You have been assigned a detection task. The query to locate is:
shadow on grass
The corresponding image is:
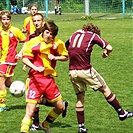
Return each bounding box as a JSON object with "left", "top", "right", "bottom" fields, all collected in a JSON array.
[
  {"left": 51, "top": 121, "right": 72, "bottom": 128},
  {"left": 9, "top": 105, "right": 26, "bottom": 110}
]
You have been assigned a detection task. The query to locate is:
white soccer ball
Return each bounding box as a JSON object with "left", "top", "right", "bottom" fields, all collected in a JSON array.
[{"left": 9, "top": 81, "right": 26, "bottom": 97}]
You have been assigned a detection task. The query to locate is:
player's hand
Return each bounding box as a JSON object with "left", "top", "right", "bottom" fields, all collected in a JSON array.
[
  {"left": 48, "top": 54, "right": 55, "bottom": 60},
  {"left": 33, "top": 66, "right": 45, "bottom": 72},
  {"left": 22, "top": 65, "right": 27, "bottom": 71},
  {"left": 15, "top": 53, "right": 22, "bottom": 60},
  {"left": 102, "top": 50, "right": 109, "bottom": 58},
  {"left": 102, "top": 53, "right": 108, "bottom": 58},
  {"left": 22, "top": 29, "right": 27, "bottom": 33}
]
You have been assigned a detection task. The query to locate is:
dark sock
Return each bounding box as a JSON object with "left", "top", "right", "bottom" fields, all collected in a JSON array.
[
  {"left": 33, "top": 107, "right": 39, "bottom": 126},
  {"left": 45, "top": 101, "right": 53, "bottom": 107},
  {"left": 76, "top": 106, "right": 85, "bottom": 128},
  {"left": 106, "top": 93, "right": 125, "bottom": 115}
]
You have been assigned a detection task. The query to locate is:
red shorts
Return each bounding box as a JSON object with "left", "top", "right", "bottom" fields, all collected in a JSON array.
[
  {"left": 26, "top": 75, "right": 62, "bottom": 104},
  {"left": 0, "top": 64, "right": 16, "bottom": 77}
]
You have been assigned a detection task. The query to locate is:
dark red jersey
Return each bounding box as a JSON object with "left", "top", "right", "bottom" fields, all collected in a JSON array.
[
  {"left": 29, "top": 31, "right": 42, "bottom": 40},
  {"left": 68, "top": 30, "right": 109, "bottom": 70}
]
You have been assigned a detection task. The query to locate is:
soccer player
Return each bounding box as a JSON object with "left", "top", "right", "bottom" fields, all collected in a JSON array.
[
  {"left": 22, "top": 13, "right": 68, "bottom": 131},
  {"left": 22, "top": 4, "right": 38, "bottom": 41},
  {"left": 0, "top": 10, "right": 26, "bottom": 112},
  {"left": 65, "top": 23, "right": 133, "bottom": 133},
  {"left": 20, "top": 20, "right": 68, "bottom": 133}
]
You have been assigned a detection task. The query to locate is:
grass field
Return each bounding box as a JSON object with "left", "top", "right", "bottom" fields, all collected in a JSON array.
[{"left": 0, "top": 13, "right": 132, "bottom": 133}]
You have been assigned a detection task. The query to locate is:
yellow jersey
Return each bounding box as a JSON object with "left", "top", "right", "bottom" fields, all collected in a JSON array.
[
  {"left": 0, "top": 24, "right": 26, "bottom": 64},
  {"left": 23, "top": 16, "right": 36, "bottom": 41},
  {"left": 23, "top": 34, "right": 68, "bottom": 77}
]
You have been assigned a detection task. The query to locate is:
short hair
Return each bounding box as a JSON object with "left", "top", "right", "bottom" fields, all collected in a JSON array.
[
  {"left": 32, "top": 13, "right": 44, "bottom": 20},
  {"left": 30, "top": 4, "right": 38, "bottom": 10},
  {"left": 82, "top": 23, "right": 100, "bottom": 36},
  {"left": 42, "top": 20, "right": 58, "bottom": 38},
  {"left": 0, "top": 10, "right": 11, "bottom": 20}
]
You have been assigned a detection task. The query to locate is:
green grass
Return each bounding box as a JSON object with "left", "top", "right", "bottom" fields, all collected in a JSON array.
[{"left": 0, "top": 13, "right": 132, "bottom": 133}]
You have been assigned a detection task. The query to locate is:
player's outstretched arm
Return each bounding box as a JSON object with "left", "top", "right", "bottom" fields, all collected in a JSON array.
[
  {"left": 48, "top": 54, "right": 68, "bottom": 61},
  {"left": 103, "top": 44, "right": 113, "bottom": 58}
]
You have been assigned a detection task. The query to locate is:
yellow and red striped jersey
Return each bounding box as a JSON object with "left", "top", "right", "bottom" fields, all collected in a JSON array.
[
  {"left": 0, "top": 24, "right": 26, "bottom": 65},
  {"left": 23, "top": 34, "right": 68, "bottom": 77},
  {"left": 23, "top": 16, "right": 36, "bottom": 41}
]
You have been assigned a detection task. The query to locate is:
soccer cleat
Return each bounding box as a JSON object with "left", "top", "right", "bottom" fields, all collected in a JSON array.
[
  {"left": 39, "top": 124, "right": 52, "bottom": 133},
  {"left": 119, "top": 110, "right": 133, "bottom": 121},
  {"left": 78, "top": 128, "right": 88, "bottom": 133},
  {"left": 0, "top": 106, "right": 9, "bottom": 112},
  {"left": 30, "top": 124, "right": 40, "bottom": 130},
  {"left": 62, "top": 101, "right": 68, "bottom": 118}
]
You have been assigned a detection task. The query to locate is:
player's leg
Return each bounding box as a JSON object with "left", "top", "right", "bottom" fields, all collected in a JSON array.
[
  {"left": 21, "top": 102, "right": 37, "bottom": 133},
  {"left": 0, "top": 76, "right": 8, "bottom": 112},
  {"left": 58, "top": 5, "right": 62, "bottom": 15},
  {"left": 30, "top": 96, "right": 52, "bottom": 131},
  {"left": 69, "top": 70, "right": 88, "bottom": 133},
  {"left": 21, "top": 77, "right": 41, "bottom": 132},
  {"left": 54, "top": 6, "right": 57, "bottom": 15},
  {"left": 30, "top": 104, "right": 40, "bottom": 131},
  {"left": 89, "top": 67, "right": 133, "bottom": 121},
  {"left": 30, "top": 96, "right": 68, "bottom": 130},
  {"left": 41, "top": 96, "right": 68, "bottom": 117},
  {"left": 76, "top": 92, "right": 88, "bottom": 133},
  {"left": 99, "top": 85, "right": 133, "bottom": 120},
  {"left": 5, "top": 77, "right": 12, "bottom": 87},
  {"left": 0, "top": 64, "right": 15, "bottom": 112},
  {"left": 40, "top": 99, "right": 65, "bottom": 133},
  {"left": 0, "top": 77, "right": 13, "bottom": 112}
]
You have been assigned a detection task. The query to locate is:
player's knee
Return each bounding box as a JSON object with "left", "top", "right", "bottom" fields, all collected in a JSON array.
[
  {"left": 56, "top": 103, "right": 65, "bottom": 113},
  {"left": 99, "top": 85, "right": 111, "bottom": 97}
]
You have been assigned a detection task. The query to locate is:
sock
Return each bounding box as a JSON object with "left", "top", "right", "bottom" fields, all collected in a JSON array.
[
  {"left": 106, "top": 93, "right": 125, "bottom": 115},
  {"left": 45, "top": 101, "right": 54, "bottom": 107},
  {"left": 0, "top": 89, "right": 7, "bottom": 108},
  {"left": 32, "top": 106, "right": 39, "bottom": 126},
  {"left": 21, "top": 117, "right": 32, "bottom": 132},
  {"left": 42, "top": 109, "right": 59, "bottom": 128},
  {"left": 76, "top": 106, "right": 85, "bottom": 129}
]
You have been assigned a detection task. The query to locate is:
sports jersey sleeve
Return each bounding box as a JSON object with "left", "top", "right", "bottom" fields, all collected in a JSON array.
[
  {"left": 23, "top": 17, "right": 36, "bottom": 41},
  {"left": 23, "top": 40, "right": 34, "bottom": 60},
  {"left": 93, "top": 34, "right": 109, "bottom": 49},
  {"left": 54, "top": 38, "right": 68, "bottom": 56},
  {"left": 16, "top": 28, "right": 26, "bottom": 42},
  {"left": 23, "top": 17, "right": 29, "bottom": 31}
]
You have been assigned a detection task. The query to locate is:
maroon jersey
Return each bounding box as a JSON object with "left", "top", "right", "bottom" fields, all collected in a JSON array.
[
  {"left": 29, "top": 31, "right": 41, "bottom": 39},
  {"left": 68, "top": 30, "right": 109, "bottom": 70}
]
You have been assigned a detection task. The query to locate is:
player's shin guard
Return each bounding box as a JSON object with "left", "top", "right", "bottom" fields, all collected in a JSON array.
[
  {"left": 21, "top": 117, "right": 32, "bottom": 132},
  {"left": 0, "top": 89, "right": 7, "bottom": 107},
  {"left": 42, "top": 109, "right": 59, "bottom": 128}
]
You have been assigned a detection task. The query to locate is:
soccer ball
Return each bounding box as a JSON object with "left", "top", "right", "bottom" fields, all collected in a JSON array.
[{"left": 9, "top": 81, "right": 26, "bottom": 97}]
